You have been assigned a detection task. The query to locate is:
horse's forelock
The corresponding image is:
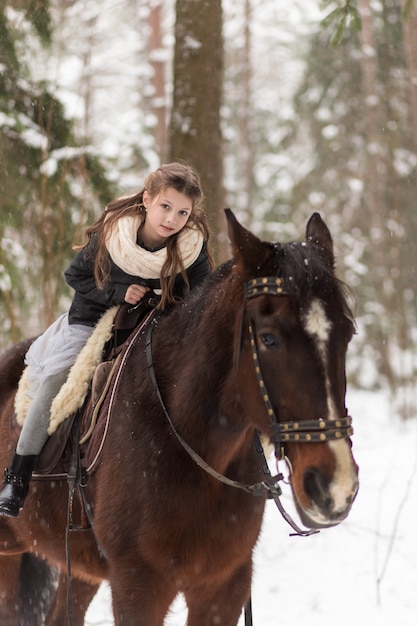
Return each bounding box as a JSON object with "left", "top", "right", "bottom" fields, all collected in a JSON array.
[
  {"left": 266, "top": 241, "right": 323, "bottom": 300},
  {"left": 265, "top": 241, "right": 353, "bottom": 320}
]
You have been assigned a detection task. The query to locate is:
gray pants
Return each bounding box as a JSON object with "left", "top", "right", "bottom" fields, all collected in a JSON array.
[{"left": 16, "top": 368, "right": 71, "bottom": 456}]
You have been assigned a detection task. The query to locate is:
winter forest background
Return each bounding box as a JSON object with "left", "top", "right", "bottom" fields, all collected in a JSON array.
[{"left": 1, "top": 0, "right": 417, "bottom": 417}]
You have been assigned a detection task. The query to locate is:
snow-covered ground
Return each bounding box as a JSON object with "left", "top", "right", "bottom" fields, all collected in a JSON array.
[{"left": 84, "top": 387, "right": 417, "bottom": 625}]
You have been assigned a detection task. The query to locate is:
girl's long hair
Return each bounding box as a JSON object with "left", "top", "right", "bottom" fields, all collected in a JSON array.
[{"left": 75, "top": 162, "right": 213, "bottom": 309}]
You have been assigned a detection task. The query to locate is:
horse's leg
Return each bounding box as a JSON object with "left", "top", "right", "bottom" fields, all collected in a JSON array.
[
  {"left": 0, "top": 553, "right": 55, "bottom": 626},
  {"left": 19, "top": 553, "right": 58, "bottom": 626},
  {"left": 0, "top": 549, "right": 98, "bottom": 626},
  {"left": 0, "top": 554, "right": 22, "bottom": 626},
  {"left": 109, "top": 563, "right": 176, "bottom": 626},
  {"left": 45, "top": 572, "right": 100, "bottom": 626},
  {"left": 185, "top": 562, "right": 252, "bottom": 626}
]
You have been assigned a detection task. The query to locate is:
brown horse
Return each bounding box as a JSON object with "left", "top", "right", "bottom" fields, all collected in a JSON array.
[{"left": 0, "top": 210, "right": 359, "bottom": 626}]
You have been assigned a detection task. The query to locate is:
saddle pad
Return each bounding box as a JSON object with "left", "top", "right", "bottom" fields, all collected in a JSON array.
[
  {"left": 14, "top": 306, "right": 119, "bottom": 433},
  {"left": 33, "top": 305, "right": 157, "bottom": 477}
]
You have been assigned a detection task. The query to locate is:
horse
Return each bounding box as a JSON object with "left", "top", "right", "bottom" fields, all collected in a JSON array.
[{"left": 0, "top": 209, "right": 359, "bottom": 626}]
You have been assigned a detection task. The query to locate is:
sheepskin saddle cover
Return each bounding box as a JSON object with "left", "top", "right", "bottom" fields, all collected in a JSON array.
[{"left": 15, "top": 305, "right": 120, "bottom": 435}]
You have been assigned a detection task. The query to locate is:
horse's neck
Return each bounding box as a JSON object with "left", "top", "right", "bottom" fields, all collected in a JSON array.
[{"left": 159, "top": 279, "right": 252, "bottom": 473}]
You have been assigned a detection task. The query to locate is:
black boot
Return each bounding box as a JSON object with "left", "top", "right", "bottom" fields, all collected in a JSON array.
[{"left": 0, "top": 452, "right": 37, "bottom": 517}]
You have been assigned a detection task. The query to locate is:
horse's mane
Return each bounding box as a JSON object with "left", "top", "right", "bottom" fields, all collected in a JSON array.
[
  {"left": 0, "top": 338, "right": 33, "bottom": 395},
  {"left": 161, "top": 260, "right": 235, "bottom": 334}
]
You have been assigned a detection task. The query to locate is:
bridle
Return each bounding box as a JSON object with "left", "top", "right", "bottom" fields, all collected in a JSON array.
[
  {"left": 244, "top": 276, "right": 353, "bottom": 461},
  {"left": 145, "top": 275, "right": 354, "bottom": 537}
]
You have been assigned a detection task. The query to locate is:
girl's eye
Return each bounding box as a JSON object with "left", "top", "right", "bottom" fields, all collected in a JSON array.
[
  {"left": 180, "top": 210, "right": 190, "bottom": 217},
  {"left": 161, "top": 203, "right": 170, "bottom": 210}
]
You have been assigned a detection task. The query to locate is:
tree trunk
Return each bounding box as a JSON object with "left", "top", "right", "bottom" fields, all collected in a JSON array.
[
  {"left": 357, "top": 0, "right": 386, "bottom": 245},
  {"left": 169, "top": 0, "right": 224, "bottom": 256},
  {"left": 402, "top": 0, "right": 417, "bottom": 153},
  {"left": 357, "top": 0, "right": 394, "bottom": 384},
  {"left": 240, "top": 0, "right": 254, "bottom": 225},
  {"left": 148, "top": 1, "right": 168, "bottom": 162}
]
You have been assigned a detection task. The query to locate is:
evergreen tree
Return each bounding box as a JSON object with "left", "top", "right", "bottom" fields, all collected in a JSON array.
[{"left": 0, "top": 1, "right": 113, "bottom": 343}]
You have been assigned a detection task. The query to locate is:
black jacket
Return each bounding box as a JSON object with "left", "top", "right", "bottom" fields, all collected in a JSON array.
[{"left": 65, "top": 235, "right": 211, "bottom": 326}]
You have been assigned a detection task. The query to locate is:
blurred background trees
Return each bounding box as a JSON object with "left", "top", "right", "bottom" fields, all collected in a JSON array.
[
  {"left": 0, "top": 0, "right": 113, "bottom": 339},
  {"left": 1, "top": 0, "right": 416, "bottom": 411}
]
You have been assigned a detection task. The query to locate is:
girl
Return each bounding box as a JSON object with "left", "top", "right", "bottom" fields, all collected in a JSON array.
[{"left": 0, "top": 162, "right": 213, "bottom": 517}]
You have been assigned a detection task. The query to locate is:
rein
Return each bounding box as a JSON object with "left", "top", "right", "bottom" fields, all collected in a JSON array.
[
  {"left": 145, "top": 320, "right": 278, "bottom": 498},
  {"left": 146, "top": 317, "right": 315, "bottom": 540},
  {"left": 145, "top": 276, "right": 353, "bottom": 527}
]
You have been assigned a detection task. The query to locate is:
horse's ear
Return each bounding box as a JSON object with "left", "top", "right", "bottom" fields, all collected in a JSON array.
[
  {"left": 225, "top": 208, "right": 270, "bottom": 277},
  {"left": 306, "top": 212, "right": 335, "bottom": 270}
]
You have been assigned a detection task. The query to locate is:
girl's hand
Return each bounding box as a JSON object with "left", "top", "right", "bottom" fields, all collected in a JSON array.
[{"left": 124, "top": 284, "right": 150, "bottom": 305}]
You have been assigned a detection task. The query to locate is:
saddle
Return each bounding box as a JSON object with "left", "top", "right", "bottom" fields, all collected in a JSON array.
[{"left": 33, "top": 298, "right": 158, "bottom": 482}]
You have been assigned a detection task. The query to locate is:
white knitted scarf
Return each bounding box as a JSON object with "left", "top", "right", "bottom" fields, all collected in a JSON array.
[{"left": 105, "top": 214, "right": 204, "bottom": 278}]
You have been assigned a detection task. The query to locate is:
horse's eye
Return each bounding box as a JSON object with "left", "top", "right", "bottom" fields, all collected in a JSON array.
[{"left": 259, "top": 333, "right": 281, "bottom": 349}]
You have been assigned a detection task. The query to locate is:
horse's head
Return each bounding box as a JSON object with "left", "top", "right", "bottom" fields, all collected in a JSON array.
[{"left": 226, "top": 209, "right": 359, "bottom": 529}]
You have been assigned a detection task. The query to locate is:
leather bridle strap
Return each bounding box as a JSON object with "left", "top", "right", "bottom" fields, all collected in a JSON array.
[
  {"left": 272, "top": 416, "right": 354, "bottom": 444},
  {"left": 253, "top": 431, "right": 318, "bottom": 538},
  {"left": 245, "top": 278, "right": 354, "bottom": 459},
  {"left": 244, "top": 276, "right": 288, "bottom": 298},
  {"left": 145, "top": 319, "right": 280, "bottom": 498}
]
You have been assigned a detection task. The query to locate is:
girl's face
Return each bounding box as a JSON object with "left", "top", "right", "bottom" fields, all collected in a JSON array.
[{"left": 141, "top": 186, "right": 193, "bottom": 248}]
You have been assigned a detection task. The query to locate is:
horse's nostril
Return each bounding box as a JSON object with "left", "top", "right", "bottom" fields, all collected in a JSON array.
[{"left": 303, "top": 468, "right": 332, "bottom": 510}]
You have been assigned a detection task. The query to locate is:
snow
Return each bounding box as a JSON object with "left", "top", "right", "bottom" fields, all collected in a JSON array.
[{"left": 84, "top": 387, "right": 417, "bottom": 625}]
